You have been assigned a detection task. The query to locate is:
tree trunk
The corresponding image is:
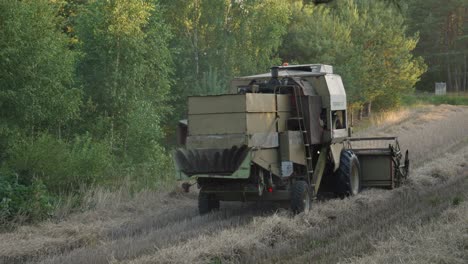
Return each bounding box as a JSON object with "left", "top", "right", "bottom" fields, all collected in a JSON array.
[
  {"left": 114, "top": 38, "right": 120, "bottom": 100},
  {"left": 110, "top": 115, "right": 114, "bottom": 152},
  {"left": 366, "top": 102, "right": 372, "bottom": 117},
  {"left": 453, "top": 67, "right": 457, "bottom": 93},
  {"left": 447, "top": 63, "right": 453, "bottom": 92},
  {"left": 358, "top": 107, "right": 363, "bottom": 121},
  {"left": 463, "top": 54, "right": 467, "bottom": 92},
  {"left": 445, "top": 13, "right": 452, "bottom": 92},
  {"left": 223, "top": 2, "right": 231, "bottom": 79},
  {"left": 194, "top": 0, "right": 200, "bottom": 77}
]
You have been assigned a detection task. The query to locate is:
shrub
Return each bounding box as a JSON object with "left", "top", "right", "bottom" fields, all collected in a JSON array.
[
  {"left": 6, "top": 133, "right": 113, "bottom": 194},
  {"left": 0, "top": 171, "right": 53, "bottom": 224},
  {"left": 112, "top": 143, "right": 175, "bottom": 191},
  {"left": 66, "top": 134, "right": 114, "bottom": 190},
  {"left": 108, "top": 100, "right": 175, "bottom": 190}
]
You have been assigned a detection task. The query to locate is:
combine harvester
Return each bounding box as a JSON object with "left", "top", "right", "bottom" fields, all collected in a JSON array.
[{"left": 174, "top": 64, "right": 409, "bottom": 214}]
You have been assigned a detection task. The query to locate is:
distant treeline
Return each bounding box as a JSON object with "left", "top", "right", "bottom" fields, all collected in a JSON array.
[{"left": 0, "top": 0, "right": 466, "bottom": 224}]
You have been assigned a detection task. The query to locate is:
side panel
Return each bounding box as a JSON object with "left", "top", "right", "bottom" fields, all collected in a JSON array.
[
  {"left": 252, "top": 149, "right": 281, "bottom": 176},
  {"left": 188, "top": 113, "right": 277, "bottom": 135},
  {"left": 246, "top": 113, "right": 278, "bottom": 134},
  {"left": 277, "top": 94, "right": 291, "bottom": 132},
  {"left": 357, "top": 154, "right": 393, "bottom": 188},
  {"left": 301, "top": 96, "right": 323, "bottom": 144},
  {"left": 325, "top": 74, "right": 347, "bottom": 110},
  {"left": 186, "top": 133, "right": 279, "bottom": 149},
  {"left": 277, "top": 111, "right": 290, "bottom": 132},
  {"left": 188, "top": 94, "right": 276, "bottom": 114},
  {"left": 330, "top": 143, "right": 344, "bottom": 172},
  {"left": 276, "top": 94, "right": 291, "bottom": 111},
  {"left": 279, "top": 131, "right": 306, "bottom": 165}
]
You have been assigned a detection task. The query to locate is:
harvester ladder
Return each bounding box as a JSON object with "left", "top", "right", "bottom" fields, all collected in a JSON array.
[{"left": 292, "top": 86, "right": 314, "bottom": 188}]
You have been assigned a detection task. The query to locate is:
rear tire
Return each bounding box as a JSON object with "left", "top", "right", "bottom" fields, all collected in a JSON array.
[
  {"left": 290, "top": 181, "right": 311, "bottom": 214},
  {"left": 198, "top": 191, "right": 220, "bottom": 215},
  {"left": 334, "top": 150, "right": 361, "bottom": 197}
]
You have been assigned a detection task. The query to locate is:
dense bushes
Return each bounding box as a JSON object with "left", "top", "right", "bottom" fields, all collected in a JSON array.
[
  {"left": 0, "top": 133, "right": 111, "bottom": 224},
  {"left": 0, "top": 173, "right": 52, "bottom": 224},
  {"left": 0, "top": 130, "right": 174, "bottom": 224},
  {"left": 0, "top": 0, "right": 176, "bottom": 224},
  {"left": 6, "top": 134, "right": 112, "bottom": 194}
]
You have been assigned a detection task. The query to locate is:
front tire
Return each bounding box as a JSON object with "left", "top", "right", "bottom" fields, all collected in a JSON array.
[
  {"left": 334, "top": 150, "right": 361, "bottom": 196},
  {"left": 198, "top": 191, "right": 220, "bottom": 215},
  {"left": 290, "top": 181, "right": 311, "bottom": 214}
]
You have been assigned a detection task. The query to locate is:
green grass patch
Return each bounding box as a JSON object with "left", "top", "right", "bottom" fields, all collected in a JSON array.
[
  {"left": 428, "top": 196, "right": 442, "bottom": 207},
  {"left": 452, "top": 196, "right": 463, "bottom": 206},
  {"left": 307, "top": 239, "right": 329, "bottom": 249},
  {"left": 403, "top": 92, "right": 468, "bottom": 106}
]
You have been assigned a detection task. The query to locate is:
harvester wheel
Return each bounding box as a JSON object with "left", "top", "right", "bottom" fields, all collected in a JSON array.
[
  {"left": 198, "top": 191, "right": 220, "bottom": 215},
  {"left": 334, "top": 150, "right": 361, "bottom": 197},
  {"left": 290, "top": 181, "right": 310, "bottom": 214}
]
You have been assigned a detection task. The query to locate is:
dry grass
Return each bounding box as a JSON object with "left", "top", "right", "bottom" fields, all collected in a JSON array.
[
  {"left": 1, "top": 104, "right": 467, "bottom": 264},
  {"left": 344, "top": 202, "right": 468, "bottom": 264},
  {"left": 369, "top": 107, "right": 412, "bottom": 127},
  {"left": 36, "top": 203, "right": 279, "bottom": 264},
  {"left": 123, "top": 146, "right": 468, "bottom": 264},
  {"left": 0, "top": 188, "right": 198, "bottom": 264},
  {"left": 356, "top": 104, "right": 468, "bottom": 166}
]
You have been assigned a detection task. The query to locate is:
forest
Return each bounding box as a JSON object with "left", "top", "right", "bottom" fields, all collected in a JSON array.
[{"left": 0, "top": 0, "right": 467, "bottom": 224}]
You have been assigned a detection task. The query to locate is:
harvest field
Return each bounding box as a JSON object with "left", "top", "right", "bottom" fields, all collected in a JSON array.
[
  {"left": 1, "top": 1, "right": 467, "bottom": 263},
  {"left": 0, "top": 104, "right": 466, "bottom": 264}
]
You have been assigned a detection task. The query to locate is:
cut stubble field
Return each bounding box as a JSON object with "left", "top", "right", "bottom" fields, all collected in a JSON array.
[{"left": 0, "top": 104, "right": 467, "bottom": 264}]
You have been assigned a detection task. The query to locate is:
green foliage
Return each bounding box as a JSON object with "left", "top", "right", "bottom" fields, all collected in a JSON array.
[
  {"left": 121, "top": 100, "right": 175, "bottom": 189},
  {"left": 6, "top": 133, "right": 112, "bottom": 194},
  {"left": 452, "top": 196, "right": 462, "bottom": 206},
  {"left": 0, "top": 0, "right": 82, "bottom": 135},
  {"left": 76, "top": 0, "right": 172, "bottom": 118},
  {"left": 161, "top": 0, "right": 291, "bottom": 116},
  {"left": 0, "top": 172, "right": 53, "bottom": 223},
  {"left": 118, "top": 146, "right": 174, "bottom": 190},
  {"left": 195, "top": 66, "right": 225, "bottom": 95},
  {"left": 0, "top": 0, "right": 87, "bottom": 224},
  {"left": 281, "top": 0, "right": 427, "bottom": 110},
  {"left": 75, "top": 0, "right": 173, "bottom": 168},
  {"left": 402, "top": 93, "right": 468, "bottom": 106}
]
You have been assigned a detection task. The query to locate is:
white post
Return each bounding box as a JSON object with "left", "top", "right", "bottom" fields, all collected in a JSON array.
[{"left": 435, "top": 82, "right": 447, "bottom": 96}]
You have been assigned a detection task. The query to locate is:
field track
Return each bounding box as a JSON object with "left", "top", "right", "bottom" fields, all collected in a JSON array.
[{"left": 0, "top": 105, "right": 467, "bottom": 264}]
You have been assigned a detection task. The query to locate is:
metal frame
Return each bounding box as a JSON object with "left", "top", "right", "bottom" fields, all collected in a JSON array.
[{"left": 345, "top": 137, "right": 409, "bottom": 188}]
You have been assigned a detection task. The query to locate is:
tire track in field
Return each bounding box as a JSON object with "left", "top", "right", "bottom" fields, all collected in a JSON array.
[
  {"left": 272, "top": 169, "right": 468, "bottom": 264},
  {"left": 0, "top": 195, "right": 197, "bottom": 264},
  {"left": 33, "top": 202, "right": 281, "bottom": 264},
  {"left": 126, "top": 150, "right": 466, "bottom": 264}
]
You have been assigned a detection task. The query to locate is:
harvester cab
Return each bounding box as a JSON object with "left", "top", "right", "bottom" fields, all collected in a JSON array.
[{"left": 174, "top": 64, "right": 409, "bottom": 214}]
